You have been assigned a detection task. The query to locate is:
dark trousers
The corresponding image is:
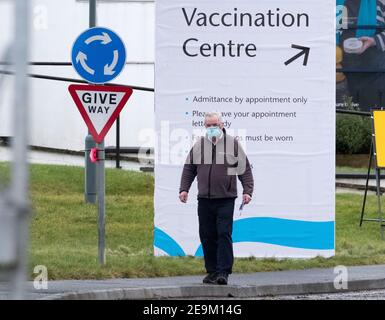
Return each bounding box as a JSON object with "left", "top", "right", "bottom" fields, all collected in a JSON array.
[{"left": 198, "top": 197, "right": 235, "bottom": 274}]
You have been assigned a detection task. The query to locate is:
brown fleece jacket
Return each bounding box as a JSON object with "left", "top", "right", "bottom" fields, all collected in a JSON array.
[{"left": 179, "top": 129, "right": 254, "bottom": 199}]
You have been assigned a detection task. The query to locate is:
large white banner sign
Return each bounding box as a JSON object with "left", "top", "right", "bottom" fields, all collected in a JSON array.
[{"left": 154, "top": 0, "right": 335, "bottom": 258}]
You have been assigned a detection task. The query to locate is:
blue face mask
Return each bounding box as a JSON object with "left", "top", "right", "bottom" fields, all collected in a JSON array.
[{"left": 206, "top": 126, "right": 222, "bottom": 139}]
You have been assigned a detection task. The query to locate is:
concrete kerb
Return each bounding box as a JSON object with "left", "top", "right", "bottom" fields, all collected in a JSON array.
[{"left": 39, "top": 278, "right": 385, "bottom": 300}]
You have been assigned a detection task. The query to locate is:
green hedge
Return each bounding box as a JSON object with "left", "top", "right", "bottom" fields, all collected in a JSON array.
[{"left": 336, "top": 114, "right": 372, "bottom": 154}]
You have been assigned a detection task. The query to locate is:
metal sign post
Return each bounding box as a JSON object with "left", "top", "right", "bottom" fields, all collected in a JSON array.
[{"left": 97, "top": 141, "right": 106, "bottom": 265}]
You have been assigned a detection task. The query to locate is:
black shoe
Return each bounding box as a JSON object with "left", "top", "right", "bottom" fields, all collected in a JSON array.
[
  {"left": 203, "top": 272, "right": 218, "bottom": 284},
  {"left": 216, "top": 273, "right": 228, "bottom": 285}
]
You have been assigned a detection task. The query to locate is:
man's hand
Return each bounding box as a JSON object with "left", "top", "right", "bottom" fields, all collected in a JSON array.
[
  {"left": 243, "top": 194, "right": 252, "bottom": 205},
  {"left": 358, "top": 37, "right": 376, "bottom": 54},
  {"left": 179, "top": 191, "right": 188, "bottom": 203}
]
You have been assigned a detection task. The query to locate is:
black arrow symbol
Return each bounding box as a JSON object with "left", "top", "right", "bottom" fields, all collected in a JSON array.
[{"left": 284, "top": 45, "right": 310, "bottom": 66}]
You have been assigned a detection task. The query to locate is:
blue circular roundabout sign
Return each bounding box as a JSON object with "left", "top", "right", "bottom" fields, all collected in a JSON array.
[{"left": 71, "top": 27, "right": 126, "bottom": 84}]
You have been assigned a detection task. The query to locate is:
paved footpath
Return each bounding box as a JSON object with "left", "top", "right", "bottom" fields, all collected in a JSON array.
[{"left": 1, "top": 264, "right": 385, "bottom": 300}]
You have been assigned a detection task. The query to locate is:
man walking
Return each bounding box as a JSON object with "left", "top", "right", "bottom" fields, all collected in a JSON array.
[{"left": 179, "top": 112, "right": 254, "bottom": 285}]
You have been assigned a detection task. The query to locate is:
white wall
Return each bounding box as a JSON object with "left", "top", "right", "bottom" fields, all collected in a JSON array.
[{"left": 0, "top": 0, "right": 155, "bottom": 150}]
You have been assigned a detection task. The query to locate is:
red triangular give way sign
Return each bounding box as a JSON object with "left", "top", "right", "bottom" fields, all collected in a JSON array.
[{"left": 68, "top": 84, "right": 133, "bottom": 144}]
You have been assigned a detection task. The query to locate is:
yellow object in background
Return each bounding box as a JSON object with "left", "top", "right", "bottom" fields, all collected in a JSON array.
[
  {"left": 336, "top": 47, "right": 345, "bottom": 82},
  {"left": 336, "top": 46, "right": 343, "bottom": 64},
  {"left": 373, "top": 110, "right": 385, "bottom": 168}
]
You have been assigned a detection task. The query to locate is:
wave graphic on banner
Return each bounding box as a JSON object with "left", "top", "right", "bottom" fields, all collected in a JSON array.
[
  {"left": 154, "top": 227, "right": 186, "bottom": 256},
  {"left": 155, "top": 217, "right": 334, "bottom": 257},
  {"left": 194, "top": 217, "right": 335, "bottom": 257}
]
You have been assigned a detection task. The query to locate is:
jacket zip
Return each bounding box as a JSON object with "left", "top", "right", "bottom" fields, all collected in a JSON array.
[{"left": 207, "top": 144, "right": 215, "bottom": 198}]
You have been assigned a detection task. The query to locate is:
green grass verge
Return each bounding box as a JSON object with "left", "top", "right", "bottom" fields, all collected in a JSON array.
[
  {"left": 1, "top": 162, "right": 385, "bottom": 280},
  {"left": 336, "top": 166, "right": 368, "bottom": 174}
]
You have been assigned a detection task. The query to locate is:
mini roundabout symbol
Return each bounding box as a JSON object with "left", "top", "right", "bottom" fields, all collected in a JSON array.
[{"left": 71, "top": 27, "right": 126, "bottom": 84}]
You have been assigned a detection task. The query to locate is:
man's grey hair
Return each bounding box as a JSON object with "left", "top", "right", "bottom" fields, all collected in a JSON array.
[{"left": 204, "top": 111, "right": 223, "bottom": 124}]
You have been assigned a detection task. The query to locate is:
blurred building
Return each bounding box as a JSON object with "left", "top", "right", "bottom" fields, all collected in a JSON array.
[{"left": 0, "top": 0, "right": 155, "bottom": 151}]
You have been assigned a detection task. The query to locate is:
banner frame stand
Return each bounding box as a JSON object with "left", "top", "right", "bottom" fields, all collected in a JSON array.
[{"left": 360, "top": 108, "right": 385, "bottom": 239}]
